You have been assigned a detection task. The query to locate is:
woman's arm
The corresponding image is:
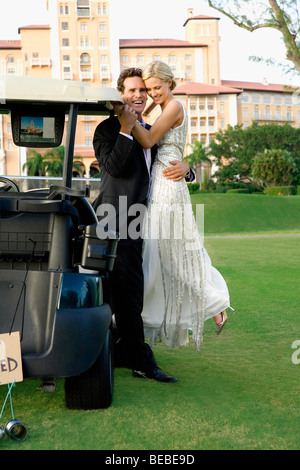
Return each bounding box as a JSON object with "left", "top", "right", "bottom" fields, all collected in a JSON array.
[{"left": 132, "top": 100, "right": 183, "bottom": 149}]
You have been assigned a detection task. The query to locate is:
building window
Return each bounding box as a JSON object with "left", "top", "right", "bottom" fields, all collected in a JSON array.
[
  {"left": 62, "top": 22, "right": 69, "bottom": 30},
  {"left": 207, "top": 101, "right": 214, "bottom": 110},
  {"left": 186, "top": 66, "right": 192, "bottom": 75},
  {"left": 252, "top": 93, "right": 260, "bottom": 104},
  {"left": 241, "top": 92, "right": 249, "bottom": 103},
  {"left": 199, "top": 102, "right": 205, "bottom": 111},
  {"left": 154, "top": 55, "right": 160, "bottom": 61},
  {"left": 185, "top": 54, "right": 192, "bottom": 61},
  {"left": 285, "top": 95, "right": 292, "bottom": 105},
  {"left": 85, "top": 137, "right": 92, "bottom": 146},
  {"left": 208, "top": 117, "right": 215, "bottom": 127},
  {"left": 100, "top": 38, "right": 107, "bottom": 47},
  {"left": 263, "top": 93, "right": 271, "bottom": 104},
  {"left": 138, "top": 54, "right": 144, "bottom": 63},
  {"left": 101, "top": 55, "right": 108, "bottom": 61},
  {"left": 99, "top": 22, "right": 106, "bottom": 31},
  {"left": 220, "top": 118, "right": 224, "bottom": 129},
  {"left": 63, "top": 55, "right": 70, "bottom": 61},
  {"left": 81, "top": 22, "right": 87, "bottom": 30},
  {"left": 286, "top": 109, "right": 292, "bottom": 120},
  {"left": 80, "top": 53, "right": 90, "bottom": 64},
  {"left": 85, "top": 123, "right": 92, "bottom": 132},
  {"left": 220, "top": 102, "right": 224, "bottom": 113},
  {"left": 62, "top": 38, "right": 70, "bottom": 47},
  {"left": 190, "top": 103, "right": 196, "bottom": 111},
  {"left": 190, "top": 118, "right": 197, "bottom": 127},
  {"left": 254, "top": 107, "right": 259, "bottom": 119},
  {"left": 264, "top": 108, "right": 270, "bottom": 118},
  {"left": 200, "top": 118, "right": 206, "bottom": 127},
  {"left": 274, "top": 94, "right": 282, "bottom": 105},
  {"left": 122, "top": 55, "right": 129, "bottom": 63}
]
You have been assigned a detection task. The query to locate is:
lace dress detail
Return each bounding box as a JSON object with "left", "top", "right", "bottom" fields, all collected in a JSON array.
[{"left": 142, "top": 103, "right": 230, "bottom": 349}]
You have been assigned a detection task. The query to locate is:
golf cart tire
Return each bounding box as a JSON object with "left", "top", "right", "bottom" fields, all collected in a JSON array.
[{"left": 65, "top": 329, "right": 114, "bottom": 410}]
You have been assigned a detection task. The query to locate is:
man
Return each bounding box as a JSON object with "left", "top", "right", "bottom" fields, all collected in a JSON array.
[{"left": 93, "top": 68, "right": 193, "bottom": 383}]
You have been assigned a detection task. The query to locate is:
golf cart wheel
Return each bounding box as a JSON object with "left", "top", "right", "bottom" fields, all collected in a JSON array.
[{"left": 65, "top": 329, "right": 114, "bottom": 410}]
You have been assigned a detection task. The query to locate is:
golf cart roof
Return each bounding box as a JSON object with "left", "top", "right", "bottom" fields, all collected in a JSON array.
[{"left": 0, "top": 75, "right": 123, "bottom": 114}]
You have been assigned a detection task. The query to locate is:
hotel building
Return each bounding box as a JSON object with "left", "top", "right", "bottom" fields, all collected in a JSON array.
[{"left": 0, "top": 1, "right": 299, "bottom": 180}]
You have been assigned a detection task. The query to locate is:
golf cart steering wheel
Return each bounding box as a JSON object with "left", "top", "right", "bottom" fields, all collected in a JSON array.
[{"left": 0, "top": 177, "right": 20, "bottom": 192}]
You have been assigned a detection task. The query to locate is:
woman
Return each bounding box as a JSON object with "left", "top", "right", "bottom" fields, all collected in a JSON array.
[{"left": 132, "top": 61, "right": 233, "bottom": 349}]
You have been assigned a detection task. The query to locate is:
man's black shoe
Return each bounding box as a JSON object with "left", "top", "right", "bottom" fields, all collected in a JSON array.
[{"left": 133, "top": 368, "right": 178, "bottom": 383}]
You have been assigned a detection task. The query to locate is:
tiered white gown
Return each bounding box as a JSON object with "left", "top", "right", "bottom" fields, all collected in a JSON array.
[{"left": 141, "top": 103, "right": 230, "bottom": 349}]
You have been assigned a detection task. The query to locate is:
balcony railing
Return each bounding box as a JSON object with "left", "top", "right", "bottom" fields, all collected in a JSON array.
[
  {"left": 79, "top": 70, "right": 93, "bottom": 80},
  {"left": 31, "top": 58, "right": 51, "bottom": 67},
  {"left": 252, "top": 115, "right": 296, "bottom": 122}
]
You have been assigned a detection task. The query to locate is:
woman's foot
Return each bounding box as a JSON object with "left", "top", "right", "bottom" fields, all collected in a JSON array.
[{"left": 215, "top": 311, "right": 228, "bottom": 335}]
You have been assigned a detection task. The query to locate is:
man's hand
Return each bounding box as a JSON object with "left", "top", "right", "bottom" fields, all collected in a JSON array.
[
  {"left": 115, "top": 104, "right": 137, "bottom": 135},
  {"left": 163, "top": 160, "right": 190, "bottom": 182}
]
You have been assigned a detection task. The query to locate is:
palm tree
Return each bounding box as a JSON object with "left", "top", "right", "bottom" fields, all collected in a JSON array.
[
  {"left": 22, "top": 149, "right": 47, "bottom": 176},
  {"left": 185, "top": 141, "right": 211, "bottom": 190},
  {"left": 43, "top": 146, "right": 83, "bottom": 177}
]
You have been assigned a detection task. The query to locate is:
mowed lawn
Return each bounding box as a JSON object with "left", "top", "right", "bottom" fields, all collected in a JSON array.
[{"left": 0, "top": 194, "right": 299, "bottom": 450}]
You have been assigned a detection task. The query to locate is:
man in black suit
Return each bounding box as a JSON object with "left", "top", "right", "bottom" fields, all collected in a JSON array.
[{"left": 93, "top": 68, "right": 193, "bottom": 382}]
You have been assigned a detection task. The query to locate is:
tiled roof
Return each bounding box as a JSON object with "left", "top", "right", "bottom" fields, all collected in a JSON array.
[
  {"left": 0, "top": 40, "right": 21, "bottom": 49},
  {"left": 173, "top": 82, "right": 241, "bottom": 96},
  {"left": 119, "top": 39, "right": 206, "bottom": 48},
  {"left": 18, "top": 24, "right": 50, "bottom": 33},
  {"left": 221, "top": 80, "right": 297, "bottom": 93}
]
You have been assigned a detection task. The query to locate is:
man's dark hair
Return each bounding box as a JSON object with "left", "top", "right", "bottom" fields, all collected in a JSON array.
[{"left": 117, "top": 67, "right": 143, "bottom": 94}]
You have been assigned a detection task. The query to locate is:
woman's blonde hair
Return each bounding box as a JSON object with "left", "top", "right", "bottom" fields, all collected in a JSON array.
[{"left": 142, "top": 61, "right": 177, "bottom": 91}]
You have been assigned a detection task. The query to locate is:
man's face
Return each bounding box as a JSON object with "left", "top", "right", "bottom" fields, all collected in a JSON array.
[{"left": 121, "top": 76, "right": 147, "bottom": 116}]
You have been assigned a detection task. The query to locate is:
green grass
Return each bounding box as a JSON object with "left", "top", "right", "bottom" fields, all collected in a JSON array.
[
  {"left": 1, "top": 194, "right": 300, "bottom": 450},
  {"left": 190, "top": 193, "right": 300, "bottom": 236}
]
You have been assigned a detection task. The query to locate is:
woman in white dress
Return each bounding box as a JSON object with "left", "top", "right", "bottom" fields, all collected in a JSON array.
[{"left": 131, "top": 61, "right": 233, "bottom": 350}]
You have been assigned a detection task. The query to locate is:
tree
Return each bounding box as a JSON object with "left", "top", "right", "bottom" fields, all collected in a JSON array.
[
  {"left": 44, "top": 146, "right": 83, "bottom": 177},
  {"left": 22, "top": 149, "right": 47, "bottom": 176},
  {"left": 207, "top": 0, "right": 300, "bottom": 75},
  {"left": 185, "top": 140, "right": 211, "bottom": 190},
  {"left": 209, "top": 122, "right": 300, "bottom": 183},
  {"left": 251, "top": 148, "right": 298, "bottom": 186}
]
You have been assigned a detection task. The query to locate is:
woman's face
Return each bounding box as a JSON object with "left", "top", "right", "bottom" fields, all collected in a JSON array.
[{"left": 144, "top": 77, "right": 172, "bottom": 106}]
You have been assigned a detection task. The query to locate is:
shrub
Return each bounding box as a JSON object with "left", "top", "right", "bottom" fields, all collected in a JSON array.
[
  {"left": 264, "top": 186, "right": 296, "bottom": 196},
  {"left": 227, "top": 188, "right": 249, "bottom": 194},
  {"left": 187, "top": 182, "right": 200, "bottom": 193}
]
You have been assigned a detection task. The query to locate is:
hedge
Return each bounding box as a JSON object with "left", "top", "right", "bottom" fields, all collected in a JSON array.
[{"left": 264, "top": 186, "right": 297, "bottom": 196}]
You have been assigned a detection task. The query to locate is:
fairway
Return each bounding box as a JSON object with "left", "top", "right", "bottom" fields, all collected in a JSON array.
[{"left": 0, "top": 195, "right": 299, "bottom": 450}]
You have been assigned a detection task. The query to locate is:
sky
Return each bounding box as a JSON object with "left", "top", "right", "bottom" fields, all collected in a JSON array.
[{"left": 0, "top": 0, "right": 297, "bottom": 85}]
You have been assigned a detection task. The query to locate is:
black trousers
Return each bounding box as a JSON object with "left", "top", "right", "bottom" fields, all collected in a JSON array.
[{"left": 109, "top": 238, "right": 157, "bottom": 373}]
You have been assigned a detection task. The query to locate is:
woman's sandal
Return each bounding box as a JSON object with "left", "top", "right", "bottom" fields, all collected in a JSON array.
[{"left": 215, "top": 311, "right": 228, "bottom": 335}]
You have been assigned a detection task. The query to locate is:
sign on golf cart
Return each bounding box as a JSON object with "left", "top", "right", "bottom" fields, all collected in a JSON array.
[{"left": 0, "top": 332, "right": 23, "bottom": 385}]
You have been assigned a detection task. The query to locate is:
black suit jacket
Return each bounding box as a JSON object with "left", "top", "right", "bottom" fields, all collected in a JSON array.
[{"left": 93, "top": 115, "right": 156, "bottom": 235}]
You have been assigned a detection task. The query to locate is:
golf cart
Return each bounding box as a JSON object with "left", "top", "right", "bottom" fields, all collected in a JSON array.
[{"left": 0, "top": 76, "right": 121, "bottom": 410}]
